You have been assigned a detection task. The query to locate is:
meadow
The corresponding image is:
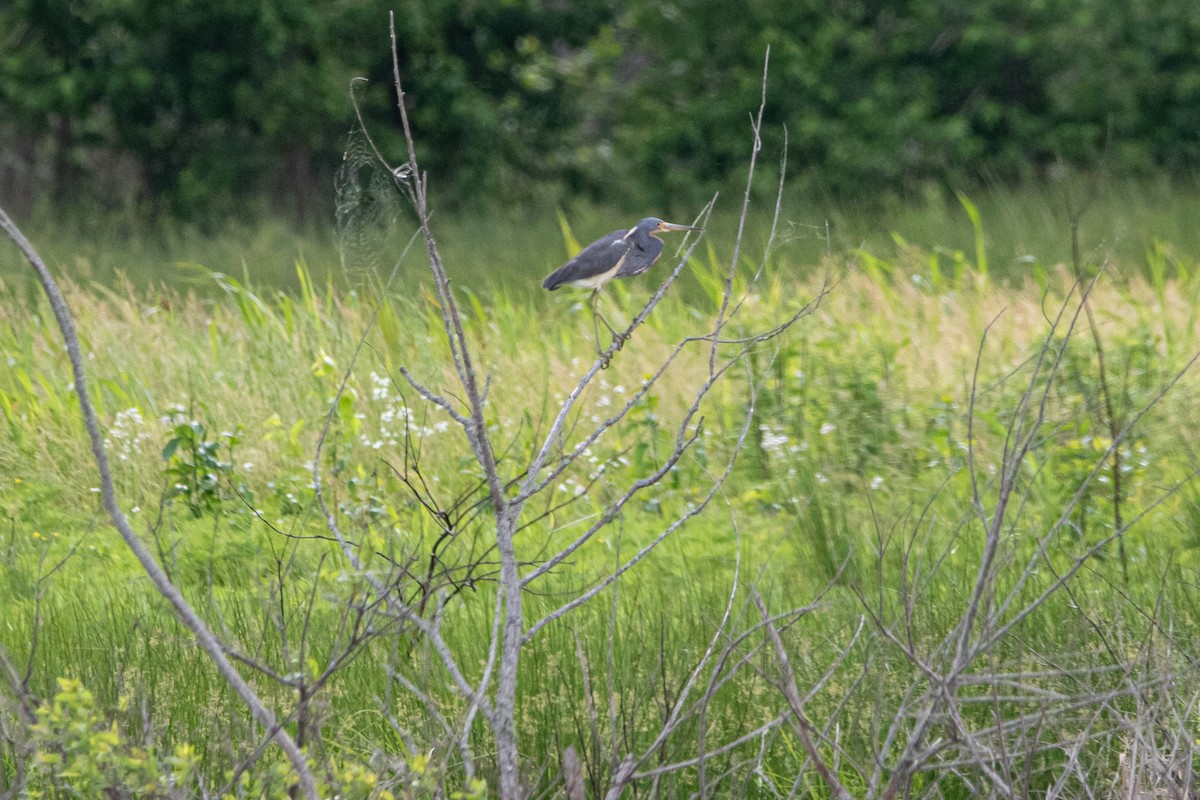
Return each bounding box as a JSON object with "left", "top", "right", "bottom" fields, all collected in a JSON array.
[{"left": 1, "top": 184, "right": 1200, "bottom": 798}]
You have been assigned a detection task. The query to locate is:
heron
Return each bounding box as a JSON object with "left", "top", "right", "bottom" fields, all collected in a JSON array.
[{"left": 542, "top": 217, "right": 700, "bottom": 364}]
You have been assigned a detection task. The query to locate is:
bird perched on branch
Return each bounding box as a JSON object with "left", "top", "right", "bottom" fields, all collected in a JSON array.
[{"left": 542, "top": 217, "right": 700, "bottom": 365}]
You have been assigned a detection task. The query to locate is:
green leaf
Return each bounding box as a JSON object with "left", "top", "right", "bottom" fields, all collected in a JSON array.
[
  {"left": 955, "top": 191, "right": 988, "bottom": 278},
  {"left": 556, "top": 209, "right": 581, "bottom": 257}
]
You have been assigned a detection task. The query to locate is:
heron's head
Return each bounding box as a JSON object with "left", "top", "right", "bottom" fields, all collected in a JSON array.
[{"left": 638, "top": 217, "right": 701, "bottom": 237}]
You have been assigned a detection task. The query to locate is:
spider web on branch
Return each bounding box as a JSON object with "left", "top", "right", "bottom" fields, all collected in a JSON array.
[{"left": 335, "top": 121, "right": 408, "bottom": 275}]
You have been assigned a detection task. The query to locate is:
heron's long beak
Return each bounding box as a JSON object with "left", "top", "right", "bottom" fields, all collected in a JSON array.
[{"left": 657, "top": 222, "right": 701, "bottom": 232}]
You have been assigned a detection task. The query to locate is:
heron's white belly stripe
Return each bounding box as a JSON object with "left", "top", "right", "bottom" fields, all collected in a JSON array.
[{"left": 568, "top": 252, "right": 627, "bottom": 289}]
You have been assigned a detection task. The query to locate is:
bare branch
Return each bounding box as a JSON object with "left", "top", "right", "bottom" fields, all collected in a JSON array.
[
  {"left": 0, "top": 207, "right": 319, "bottom": 799},
  {"left": 754, "top": 591, "right": 855, "bottom": 800}
]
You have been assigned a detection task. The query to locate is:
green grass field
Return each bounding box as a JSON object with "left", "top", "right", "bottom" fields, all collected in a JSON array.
[
  {"left": 5, "top": 175, "right": 1200, "bottom": 298},
  {"left": 2, "top": 186, "right": 1200, "bottom": 798}
]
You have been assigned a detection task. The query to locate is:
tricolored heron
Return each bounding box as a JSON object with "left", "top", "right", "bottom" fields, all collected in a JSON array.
[{"left": 542, "top": 217, "right": 700, "bottom": 364}]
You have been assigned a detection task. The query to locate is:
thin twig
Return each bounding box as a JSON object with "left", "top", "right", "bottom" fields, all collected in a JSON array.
[{"left": 0, "top": 207, "right": 319, "bottom": 799}]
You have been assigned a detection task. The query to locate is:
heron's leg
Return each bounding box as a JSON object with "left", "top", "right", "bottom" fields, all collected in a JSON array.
[
  {"left": 590, "top": 290, "right": 603, "bottom": 354},
  {"left": 589, "top": 291, "right": 613, "bottom": 367},
  {"left": 590, "top": 290, "right": 627, "bottom": 348}
]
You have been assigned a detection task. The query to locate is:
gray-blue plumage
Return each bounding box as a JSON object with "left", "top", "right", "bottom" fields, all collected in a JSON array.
[
  {"left": 542, "top": 217, "right": 698, "bottom": 291},
  {"left": 542, "top": 216, "right": 700, "bottom": 365}
]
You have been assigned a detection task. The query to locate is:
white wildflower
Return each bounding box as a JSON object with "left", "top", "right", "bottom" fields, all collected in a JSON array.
[
  {"left": 370, "top": 371, "right": 390, "bottom": 401},
  {"left": 759, "top": 425, "right": 788, "bottom": 453}
]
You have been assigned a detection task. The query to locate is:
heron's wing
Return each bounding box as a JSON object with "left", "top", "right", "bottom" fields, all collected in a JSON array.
[
  {"left": 542, "top": 230, "right": 631, "bottom": 289},
  {"left": 614, "top": 236, "right": 664, "bottom": 279}
]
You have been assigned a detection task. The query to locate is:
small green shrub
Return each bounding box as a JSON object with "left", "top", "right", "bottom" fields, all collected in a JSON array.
[
  {"left": 27, "top": 677, "right": 197, "bottom": 798},
  {"left": 161, "top": 410, "right": 240, "bottom": 517}
]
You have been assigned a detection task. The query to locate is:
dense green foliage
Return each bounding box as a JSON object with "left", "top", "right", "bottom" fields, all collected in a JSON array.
[{"left": 3, "top": 0, "right": 1199, "bottom": 220}]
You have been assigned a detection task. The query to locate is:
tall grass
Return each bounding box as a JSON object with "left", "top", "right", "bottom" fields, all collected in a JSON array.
[
  {"left": 5, "top": 175, "right": 1200, "bottom": 299},
  {"left": 2, "top": 198, "right": 1200, "bottom": 796}
]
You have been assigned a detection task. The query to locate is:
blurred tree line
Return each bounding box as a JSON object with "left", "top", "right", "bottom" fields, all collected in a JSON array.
[{"left": 1, "top": 0, "right": 1198, "bottom": 223}]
